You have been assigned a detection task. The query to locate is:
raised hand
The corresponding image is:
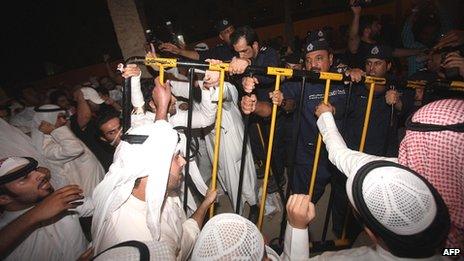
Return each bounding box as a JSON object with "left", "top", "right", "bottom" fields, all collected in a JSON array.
[{"left": 286, "top": 194, "right": 316, "bottom": 229}]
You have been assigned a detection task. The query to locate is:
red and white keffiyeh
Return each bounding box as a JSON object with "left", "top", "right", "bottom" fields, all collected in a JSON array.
[{"left": 399, "top": 99, "right": 464, "bottom": 250}]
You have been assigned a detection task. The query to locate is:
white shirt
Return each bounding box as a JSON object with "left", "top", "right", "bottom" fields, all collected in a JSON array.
[
  {"left": 0, "top": 200, "right": 93, "bottom": 261},
  {"left": 98, "top": 195, "right": 199, "bottom": 261},
  {"left": 9, "top": 106, "right": 35, "bottom": 134},
  {"left": 42, "top": 126, "right": 105, "bottom": 197},
  {"left": 98, "top": 195, "right": 153, "bottom": 252},
  {"left": 312, "top": 112, "right": 447, "bottom": 261}
]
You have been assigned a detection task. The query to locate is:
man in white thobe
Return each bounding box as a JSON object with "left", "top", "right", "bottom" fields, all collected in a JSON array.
[
  {"left": 31, "top": 104, "right": 105, "bottom": 196},
  {"left": 92, "top": 78, "right": 216, "bottom": 260},
  {"left": 0, "top": 157, "right": 93, "bottom": 261}
]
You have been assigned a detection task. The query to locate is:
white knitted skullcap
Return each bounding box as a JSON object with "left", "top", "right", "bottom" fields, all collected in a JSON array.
[
  {"left": 191, "top": 213, "right": 264, "bottom": 260},
  {"left": 347, "top": 164, "right": 437, "bottom": 235}
]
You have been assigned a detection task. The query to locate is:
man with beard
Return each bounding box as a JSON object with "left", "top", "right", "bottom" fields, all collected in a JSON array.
[
  {"left": 0, "top": 157, "right": 92, "bottom": 260},
  {"left": 92, "top": 77, "right": 216, "bottom": 260},
  {"left": 241, "top": 31, "right": 347, "bottom": 202}
]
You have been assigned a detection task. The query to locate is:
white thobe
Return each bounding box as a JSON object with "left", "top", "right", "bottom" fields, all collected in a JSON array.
[
  {"left": 0, "top": 118, "right": 66, "bottom": 189},
  {"left": 0, "top": 199, "right": 93, "bottom": 261},
  {"left": 311, "top": 112, "right": 445, "bottom": 261},
  {"left": 42, "top": 126, "right": 105, "bottom": 196},
  {"left": 9, "top": 106, "right": 35, "bottom": 134},
  {"left": 168, "top": 80, "right": 218, "bottom": 182},
  {"left": 97, "top": 195, "right": 199, "bottom": 261},
  {"left": 169, "top": 80, "right": 217, "bottom": 129},
  {"left": 206, "top": 82, "right": 258, "bottom": 212}
]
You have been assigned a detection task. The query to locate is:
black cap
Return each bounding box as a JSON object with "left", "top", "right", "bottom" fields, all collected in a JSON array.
[
  {"left": 364, "top": 44, "right": 393, "bottom": 61},
  {"left": 306, "top": 29, "right": 326, "bottom": 43},
  {"left": 304, "top": 38, "right": 331, "bottom": 54},
  {"left": 215, "top": 19, "right": 232, "bottom": 33}
]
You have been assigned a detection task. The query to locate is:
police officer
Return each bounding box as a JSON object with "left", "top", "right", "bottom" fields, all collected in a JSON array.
[
  {"left": 227, "top": 26, "right": 287, "bottom": 215},
  {"left": 159, "top": 18, "right": 236, "bottom": 62},
  {"left": 345, "top": 44, "right": 407, "bottom": 157},
  {"left": 240, "top": 30, "right": 347, "bottom": 200}
]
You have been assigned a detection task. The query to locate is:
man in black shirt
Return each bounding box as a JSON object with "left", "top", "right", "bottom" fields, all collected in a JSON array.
[
  {"left": 347, "top": 0, "right": 423, "bottom": 69},
  {"left": 160, "top": 19, "right": 236, "bottom": 62},
  {"left": 345, "top": 45, "right": 405, "bottom": 157},
  {"left": 70, "top": 87, "right": 115, "bottom": 171}
]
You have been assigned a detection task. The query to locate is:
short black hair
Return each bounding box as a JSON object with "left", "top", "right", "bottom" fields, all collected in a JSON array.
[
  {"left": 49, "top": 90, "right": 68, "bottom": 105},
  {"left": 230, "top": 25, "right": 259, "bottom": 47},
  {"left": 95, "top": 109, "right": 121, "bottom": 133},
  {"left": 359, "top": 15, "right": 380, "bottom": 36}
]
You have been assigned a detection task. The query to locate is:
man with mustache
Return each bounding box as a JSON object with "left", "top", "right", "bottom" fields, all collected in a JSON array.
[
  {"left": 0, "top": 157, "right": 92, "bottom": 260},
  {"left": 241, "top": 31, "right": 347, "bottom": 202},
  {"left": 344, "top": 44, "right": 406, "bottom": 157}
]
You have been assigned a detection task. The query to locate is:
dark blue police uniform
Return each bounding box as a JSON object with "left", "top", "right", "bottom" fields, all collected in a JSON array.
[
  {"left": 198, "top": 43, "right": 236, "bottom": 62},
  {"left": 282, "top": 79, "right": 346, "bottom": 200}
]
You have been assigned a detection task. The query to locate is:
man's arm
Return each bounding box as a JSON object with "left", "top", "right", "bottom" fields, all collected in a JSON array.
[
  {"left": 315, "top": 103, "right": 397, "bottom": 178},
  {"left": 190, "top": 189, "right": 217, "bottom": 228},
  {"left": 152, "top": 77, "right": 171, "bottom": 121},
  {"left": 254, "top": 101, "right": 273, "bottom": 117},
  {"left": 348, "top": 0, "right": 362, "bottom": 54},
  {"left": 73, "top": 89, "right": 92, "bottom": 130},
  {"left": 281, "top": 194, "right": 313, "bottom": 260},
  {"left": 392, "top": 48, "right": 423, "bottom": 58},
  {"left": 159, "top": 43, "right": 200, "bottom": 60},
  {"left": 240, "top": 95, "right": 272, "bottom": 117},
  {"left": 43, "top": 126, "right": 86, "bottom": 162},
  {"left": 0, "top": 185, "right": 84, "bottom": 258}
]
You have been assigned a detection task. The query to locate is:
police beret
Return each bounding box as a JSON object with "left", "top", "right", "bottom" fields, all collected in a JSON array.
[
  {"left": 364, "top": 44, "right": 393, "bottom": 61},
  {"left": 215, "top": 19, "right": 233, "bottom": 33}
]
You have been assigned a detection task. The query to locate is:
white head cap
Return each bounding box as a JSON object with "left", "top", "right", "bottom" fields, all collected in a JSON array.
[
  {"left": 31, "top": 104, "right": 66, "bottom": 150},
  {"left": 194, "top": 42, "right": 209, "bottom": 51},
  {"left": 191, "top": 213, "right": 264, "bottom": 261},
  {"left": 91, "top": 120, "right": 179, "bottom": 252},
  {"left": 0, "top": 157, "right": 38, "bottom": 185},
  {"left": 80, "top": 87, "right": 105, "bottom": 104},
  {"left": 346, "top": 160, "right": 449, "bottom": 258}
]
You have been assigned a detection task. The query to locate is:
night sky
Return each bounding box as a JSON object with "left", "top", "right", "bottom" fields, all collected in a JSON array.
[
  {"left": 2, "top": 0, "right": 121, "bottom": 86},
  {"left": 1, "top": 0, "right": 379, "bottom": 87}
]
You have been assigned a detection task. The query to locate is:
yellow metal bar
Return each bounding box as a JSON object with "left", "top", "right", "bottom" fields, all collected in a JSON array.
[
  {"left": 256, "top": 123, "right": 274, "bottom": 177},
  {"left": 209, "top": 63, "right": 230, "bottom": 72},
  {"left": 144, "top": 57, "right": 178, "bottom": 67},
  {"left": 256, "top": 123, "right": 266, "bottom": 149},
  {"left": 209, "top": 69, "right": 226, "bottom": 218},
  {"left": 159, "top": 65, "right": 165, "bottom": 84},
  {"left": 319, "top": 72, "right": 344, "bottom": 81},
  {"left": 308, "top": 79, "right": 332, "bottom": 198},
  {"left": 267, "top": 67, "right": 293, "bottom": 77},
  {"left": 365, "top": 76, "right": 386, "bottom": 85},
  {"left": 406, "top": 84, "right": 426, "bottom": 89},
  {"left": 358, "top": 82, "right": 376, "bottom": 153},
  {"left": 451, "top": 81, "right": 464, "bottom": 89},
  {"left": 144, "top": 58, "right": 178, "bottom": 85},
  {"left": 340, "top": 81, "right": 378, "bottom": 240},
  {"left": 257, "top": 74, "right": 282, "bottom": 230}
]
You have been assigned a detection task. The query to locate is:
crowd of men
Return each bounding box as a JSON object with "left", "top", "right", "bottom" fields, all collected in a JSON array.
[{"left": 0, "top": 0, "right": 463, "bottom": 260}]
